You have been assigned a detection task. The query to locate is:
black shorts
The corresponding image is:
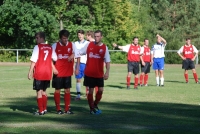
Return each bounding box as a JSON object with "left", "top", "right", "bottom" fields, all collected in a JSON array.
[
  {"left": 182, "top": 59, "right": 195, "bottom": 70},
  {"left": 128, "top": 61, "right": 140, "bottom": 75},
  {"left": 141, "top": 62, "right": 151, "bottom": 74},
  {"left": 84, "top": 75, "right": 104, "bottom": 88},
  {"left": 33, "top": 79, "right": 50, "bottom": 91},
  {"left": 52, "top": 75, "right": 71, "bottom": 89}
]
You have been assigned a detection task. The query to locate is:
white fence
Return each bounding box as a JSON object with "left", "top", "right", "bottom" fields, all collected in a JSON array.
[{"left": 0, "top": 49, "right": 199, "bottom": 64}]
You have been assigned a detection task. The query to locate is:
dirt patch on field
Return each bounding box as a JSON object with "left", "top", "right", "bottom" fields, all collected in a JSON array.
[{"left": 0, "top": 62, "right": 30, "bottom": 66}]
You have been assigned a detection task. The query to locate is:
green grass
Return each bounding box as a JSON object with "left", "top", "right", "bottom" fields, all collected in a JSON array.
[{"left": 0, "top": 63, "right": 200, "bottom": 134}]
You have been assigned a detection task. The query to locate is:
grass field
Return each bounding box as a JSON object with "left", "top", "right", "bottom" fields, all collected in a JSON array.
[{"left": 0, "top": 63, "right": 200, "bottom": 134}]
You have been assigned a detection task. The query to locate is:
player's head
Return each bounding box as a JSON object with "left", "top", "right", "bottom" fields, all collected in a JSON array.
[
  {"left": 144, "top": 39, "right": 149, "bottom": 46},
  {"left": 132, "top": 37, "right": 139, "bottom": 45},
  {"left": 86, "top": 31, "right": 94, "bottom": 41},
  {"left": 35, "top": 32, "right": 45, "bottom": 44},
  {"left": 77, "top": 30, "right": 85, "bottom": 41},
  {"left": 186, "top": 38, "right": 191, "bottom": 45},
  {"left": 94, "top": 30, "right": 103, "bottom": 43},
  {"left": 157, "top": 36, "right": 162, "bottom": 44},
  {"left": 59, "top": 30, "right": 70, "bottom": 45}
]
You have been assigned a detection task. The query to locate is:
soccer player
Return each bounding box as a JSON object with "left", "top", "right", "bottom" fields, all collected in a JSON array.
[
  {"left": 52, "top": 30, "right": 75, "bottom": 114},
  {"left": 113, "top": 37, "right": 142, "bottom": 89},
  {"left": 85, "top": 30, "right": 98, "bottom": 96},
  {"left": 28, "top": 32, "right": 57, "bottom": 115},
  {"left": 139, "top": 39, "right": 151, "bottom": 86},
  {"left": 151, "top": 34, "right": 167, "bottom": 86},
  {"left": 177, "top": 38, "right": 199, "bottom": 83},
  {"left": 75, "top": 30, "right": 110, "bottom": 114},
  {"left": 74, "top": 30, "right": 89, "bottom": 100}
]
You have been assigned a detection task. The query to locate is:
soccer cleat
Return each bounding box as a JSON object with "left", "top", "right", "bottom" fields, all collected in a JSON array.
[
  {"left": 196, "top": 82, "right": 199, "bottom": 84},
  {"left": 160, "top": 85, "right": 164, "bottom": 87},
  {"left": 75, "top": 96, "right": 81, "bottom": 101},
  {"left": 90, "top": 109, "right": 100, "bottom": 115},
  {"left": 34, "top": 111, "right": 44, "bottom": 116},
  {"left": 144, "top": 84, "right": 148, "bottom": 86},
  {"left": 43, "top": 110, "right": 47, "bottom": 114},
  {"left": 65, "top": 110, "right": 74, "bottom": 114},
  {"left": 140, "top": 84, "right": 143, "bottom": 87},
  {"left": 94, "top": 106, "right": 102, "bottom": 114},
  {"left": 57, "top": 110, "right": 64, "bottom": 115},
  {"left": 127, "top": 86, "right": 130, "bottom": 89},
  {"left": 186, "top": 82, "right": 188, "bottom": 84},
  {"left": 156, "top": 84, "right": 159, "bottom": 87},
  {"left": 134, "top": 87, "right": 138, "bottom": 89}
]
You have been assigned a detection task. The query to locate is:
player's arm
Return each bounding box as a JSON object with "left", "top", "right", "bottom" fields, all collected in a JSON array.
[
  {"left": 192, "top": 45, "right": 198, "bottom": 61},
  {"left": 28, "top": 61, "right": 35, "bottom": 80},
  {"left": 104, "top": 46, "right": 111, "bottom": 80},
  {"left": 140, "top": 47, "right": 145, "bottom": 66},
  {"left": 177, "top": 46, "right": 185, "bottom": 60},
  {"left": 112, "top": 43, "right": 124, "bottom": 50},
  {"left": 157, "top": 34, "right": 167, "bottom": 45}
]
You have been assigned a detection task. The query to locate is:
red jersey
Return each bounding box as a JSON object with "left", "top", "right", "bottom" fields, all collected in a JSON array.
[
  {"left": 142, "top": 46, "right": 151, "bottom": 62},
  {"left": 84, "top": 42, "right": 106, "bottom": 78},
  {"left": 127, "top": 44, "right": 141, "bottom": 62},
  {"left": 55, "top": 42, "right": 74, "bottom": 77},
  {"left": 183, "top": 45, "right": 194, "bottom": 59},
  {"left": 34, "top": 44, "right": 53, "bottom": 80}
]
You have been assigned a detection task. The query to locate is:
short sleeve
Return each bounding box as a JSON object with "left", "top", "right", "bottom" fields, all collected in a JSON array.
[
  {"left": 104, "top": 46, "right": 111, "bottom": 63},
  {"left": 30, "top": 45, "right": 39, "bottom": 63}
]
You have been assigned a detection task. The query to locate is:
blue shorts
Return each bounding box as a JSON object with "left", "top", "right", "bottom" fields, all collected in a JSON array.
[
  {"left": 75, "top": 63, "right": 86, "bottom": 79},
  {"left": 153, "top": 58, "right": 164, "bottom": 70}
]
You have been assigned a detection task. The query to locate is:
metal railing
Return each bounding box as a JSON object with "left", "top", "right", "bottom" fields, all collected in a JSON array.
[{"left": 0, "top": 49, "right": 199, "bottom": 64}]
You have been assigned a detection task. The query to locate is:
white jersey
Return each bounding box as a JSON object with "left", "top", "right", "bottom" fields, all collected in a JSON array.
[
  {"left": 73, "top": 40, "right": 89, "bottom": 64},
  {"left": 151, "top": 42, "right": 166, "bottom": 58}
]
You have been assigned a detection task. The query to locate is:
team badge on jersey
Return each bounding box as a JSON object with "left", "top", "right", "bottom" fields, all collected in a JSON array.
[
  {"left": 99, "top": 49, "right": 104, "bottom": 54},
  {"left": 68, "top": 48, "right": 71, "bottom": 53}
]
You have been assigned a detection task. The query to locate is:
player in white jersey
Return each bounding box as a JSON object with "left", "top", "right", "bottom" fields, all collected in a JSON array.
[
  {"left": 151, "top": 34, "right": 167, "bottom": 86},
  {"left": 74, "top": 30, "right": 89, "bottom": 100}
]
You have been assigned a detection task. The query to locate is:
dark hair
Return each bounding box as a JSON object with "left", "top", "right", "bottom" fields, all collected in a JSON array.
[
  {"left": 77, "top": 30, "right": 85, "bottom": 34},
  {"left": 94, "top": 30, "right": 103, "bottom": 36},
  {"left": 133, "top": 37, "right": 138, "bottom": 40},
  {"left": 144, "top": 38, "right": 148, "bottom": 42},
  {"left": 35, "top": 32, "right": 45, "bottom": 40},
  {"left": 59, "top": 30, "right": 70, "bottom": 38},
  {"left": 186, "top": 38, "right": 191, "bottom": 41},
  {"left": 86, "top": 31, "right": 94, "bottom": 38}
]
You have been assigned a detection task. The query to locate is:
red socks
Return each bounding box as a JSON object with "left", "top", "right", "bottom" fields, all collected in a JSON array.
[
  {"left": 144, "top": 74, "right": 148, "bottom": 85},
  {"left": 95, "top": 87, "right": 98, "bottom": 95},
  {"left": 64, "top": 93, "right": 71, "bottom": 111},
  {"left": 94, "top": 92, "right": 102, "bottom": 106},
  {"left": 134, "top": 77, "right": 138, "bottom": 88},
  {"left": 193, "top": 73, "right": 198, "bottom": 82},
  {"left": 42, "top": 95, "right": 47, "bottom": 111},
  {"left": 127, "top": 77, "right": 131, "bottom": 86},
  {"left": 139, "top": 74, "right": 144, "bottom": 85},
  {"left": 37, "top": 98, "right": 43, "bottom": 113},
  {"left": 184, "top": 74, "right": 188, "bottom": 82},
  {"left": 54, "top": 92, "right": 61, "bottom": 111},
  {"left": 87, "top": 94, "right": 94, "bottom": 110}
]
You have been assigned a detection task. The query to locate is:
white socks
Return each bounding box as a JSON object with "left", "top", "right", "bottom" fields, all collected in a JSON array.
[
  {"left": 156, "top": 77, "right": 159, "bottom": 85},
  {"left": 156, "top": 77, "right": 164, "bottom": 85}
]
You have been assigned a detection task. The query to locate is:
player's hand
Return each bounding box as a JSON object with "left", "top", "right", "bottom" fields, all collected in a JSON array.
[
  {"left": 75, "top": 69, "right": 79, "bottom": 75},
  {"left": 182, "top": 57, "right": 186, "bottom": 60},
  {"left": 68, "top": 54, "right": 74, "bottom": 62},
  {"left": 28, "top": 72, "right": 32, "bottom": 80},
  {"left": 142, "top": 61, "right": 145, "bottom": 66},
  {"left": 104, "top": 72, "right": 109, "bottom": 80},
  {"left": 191, "top": 57, "right": 195, "bottom": 61},
  {"left": 53, "top": 68, "right": 58, "bottom": 75}
]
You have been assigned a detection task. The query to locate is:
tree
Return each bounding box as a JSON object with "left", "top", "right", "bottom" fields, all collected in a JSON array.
[{"left": 0, "top": 0, "right": 58, "bottom": 48}]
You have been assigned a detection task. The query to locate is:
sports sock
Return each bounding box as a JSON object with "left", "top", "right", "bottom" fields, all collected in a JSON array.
[
  {"left": 134, "top": 77, "right": 138, "bottom": 88},
  {"left": 160, "top": 77, "right": 164, "bottom": 85},
  {"left": 144, "top": 74, "right": 148, "bottom": 85},
  {"left": 193, "top": 73, "right": 198, "bottom": 82},
  {"left": 139, "top": 74, "right": 144, "bottom": 85},
  {"left": 127, "top": 76, "right": 131, "bottom": 86},
  {"left": 54, "top": 92, "right": 61, "bottom": 111},
  {"left": 156, "top": 77, "right": 159, "bottom": 85},
  {"left": 95, "top": 87, "right": 98, "bottom": 95},
  {"left": 87, "top": 94, "right": 94, "bottom": 110},
  {"left": 94, "top": 92, "right": 102, "bottom": 106},
  {"left": 76, "top": 83, "right": 81, "bottom": 96},
  {"left": 37, "top": 98, "right": 43, "bottom": 113},
  {"left": 184, "top": 73, "right": 188, "bottom": 82},
  {"left": 42, "top": 95, "right": 47, "bottom": 111},
  {"left": 64, "top": 93, "right": 71, "bottom": 111}
]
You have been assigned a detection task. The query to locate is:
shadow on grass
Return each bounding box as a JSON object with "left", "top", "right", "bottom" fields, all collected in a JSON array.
[{"left": 1, "top": 96, "right": 200, "bottom": 133}]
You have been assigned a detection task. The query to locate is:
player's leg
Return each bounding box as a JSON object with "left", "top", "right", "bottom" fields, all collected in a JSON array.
[
  {"left": 140, "top": 64, "right": 145, "bottom": 86},
  {"left": 159, "top": 70, "right": 164, "bottom": 86},
  {"left": 144, "top": 62, "right": 150, "bottom": 86},
  {"left": 153, "top": 58, "right": 159, "bottom": 86},
  {"left": 64, "top": 88, "right": 73, "bottom": 114},
  {"left": 158, "top": 58, "right": 164, "bottom": 86},
  {"left": 127, "top": 61, "right": 133, "bottom": 89},
  {"left": 182, "top": 59, "right": 189, "bottom": 83},
  {"left": 190, "top": 60, "right": 199, "bottom": 83},
  {"left": 133, "top": 62, "right": 139, "bottom": 89},
  {"left": 41, "top": 80, "right": 49, "bottom": 114},
  {"left": 184, "top": 70, "right": 189, "bottom": 83}
]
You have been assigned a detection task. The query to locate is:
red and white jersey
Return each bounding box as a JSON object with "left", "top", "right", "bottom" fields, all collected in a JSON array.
[
  {"left": 52, "top": 42, "right": 74, "bottom": 77},
  {"left": 177, "top": 44, "right": 198, "bottom": 59},
  {"left": 141, "top": 46, "right": 151, "bottom": 62},
  {"left": 30, "top": 44, "right": 54, "bottom": 80},
  {"left": 127, "top": 44, "right": 141, "bottom": 62},
  {"left": 76, "top": 42, "right": 110, "bottom": 78}
]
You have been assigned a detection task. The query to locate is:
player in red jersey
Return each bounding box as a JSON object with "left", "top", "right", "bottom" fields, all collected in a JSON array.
[
  {"left": 52, "top": 30, "right": 75, "bottom": 114},
  {"left": 113, "top": 37, "right": 142, "bottom": 89},
  {"left": 139, "top": 39, "right": 151, "bottom": 86},
  {"left": 28, "top": 32, "right": 57, "bottom": 115},
  {"left": 177, "top": 38, "right": 199, "bottom": 83},
  {"left": 75, "top": 30, "right": 110, "bottom": 114},
  {"left": 85, "top": 30, "right": 98, "bottom": 96}
]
